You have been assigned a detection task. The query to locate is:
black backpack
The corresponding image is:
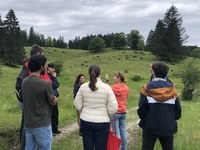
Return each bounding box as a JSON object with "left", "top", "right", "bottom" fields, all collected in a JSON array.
[{"left": 15, "top": 65, "right": 29, "bottom": 102}]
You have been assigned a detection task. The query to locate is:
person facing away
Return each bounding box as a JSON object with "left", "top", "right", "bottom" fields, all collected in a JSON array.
[
  {"left": 74, "top": 65, "right": 118, "bottom": 150},
  {"left": 149, "top": 63, "right": 172, "bottom": 83},
  {"left": 22, "top": 55, "right": 57, "bottom": 150},
  {"left": 47, "top": 63, "right": 61, "bottom": 136},
  {"left": 107, "top": 72, "right": 129, "bottom": 150},
  {"left": 17, "top": 44, "right": 52, "bottom": 150},
  {"left": 137, "top": 61, "right": 182, "bottom": 150},
  {"left": 73, "top": 73, "right": 85, "bottom": 136}
]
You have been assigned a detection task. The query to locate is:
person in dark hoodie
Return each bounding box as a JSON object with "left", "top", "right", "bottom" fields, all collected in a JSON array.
[
  {"left": 137, "top": 61, "right": 181, "bottom": 150},
  {"left": 47, "top": 63, "right": 61, "bottom": 136}
]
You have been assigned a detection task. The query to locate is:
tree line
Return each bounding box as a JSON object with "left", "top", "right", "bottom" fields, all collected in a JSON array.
[
  {"left": 0, "top": 6, "right": 198, "bottom": 65},
  {"left": 68, "top": 30, "right": 145, "bottom": 51}
]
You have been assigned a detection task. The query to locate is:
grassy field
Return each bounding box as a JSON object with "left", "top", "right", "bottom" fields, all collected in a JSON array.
[{"left": 0, "top": 47, "right": 200, "bottom": 149}]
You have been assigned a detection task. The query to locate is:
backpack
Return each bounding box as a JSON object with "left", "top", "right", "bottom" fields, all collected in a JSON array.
[{"left": 15, "top": 64, "right": 29, "bottom": 102}]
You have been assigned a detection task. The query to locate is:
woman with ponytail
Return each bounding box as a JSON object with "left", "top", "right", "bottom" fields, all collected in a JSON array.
[
  {"left": 74, "top": 65, "right": 118, "bottom": 150},
  {"left": 106, "top": 72, "right": 129, "bottom": 150}
]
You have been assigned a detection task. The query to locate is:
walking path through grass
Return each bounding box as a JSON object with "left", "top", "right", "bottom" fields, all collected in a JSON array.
[{"left": 53, "top": 107, "right": 140, "bottom": 148}]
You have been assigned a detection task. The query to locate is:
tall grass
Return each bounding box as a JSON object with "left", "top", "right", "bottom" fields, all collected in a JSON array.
[{"left": 0, "top": 47, "right": 200, "bottom": 149}]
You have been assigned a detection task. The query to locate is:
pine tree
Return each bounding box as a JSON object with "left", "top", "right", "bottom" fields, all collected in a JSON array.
[
  {"left": 149, "top": 20, "right": 167, "bottom": 59},
  {"left": 28, "top": 27, "right": 36, "bottom": 46},
  {"left": 0, "top": 14, "right": 7, "bottom": 59},
  {"left": 20, "top": 30, "right": 28, "bottom": 46},
  {"left": 0, "top": 14, "right": 4, "bottom": 58},
  {"left": 146, "top": 5, "right": 188, "bottom": 61},
  {"left": 163, "top": 5, "right": 188, "bottom": 60},
  {"left": 3, "top": 9, "right": 25, "bottom": 65}
]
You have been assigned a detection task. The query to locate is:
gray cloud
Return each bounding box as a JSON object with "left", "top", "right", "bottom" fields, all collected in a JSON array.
[{"left": 0, "top": 0, "right": 199, "bottom": 46}]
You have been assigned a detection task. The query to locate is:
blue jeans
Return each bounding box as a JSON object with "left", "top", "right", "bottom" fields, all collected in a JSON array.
[
  {"left": 111, "top": 113, "right": 127, "bottom": 150},
  {"left": 80, "top": 119, "right": 110, "bottom": 150},
  {"left": 25, "top": 124, "right": 52, "bottom": 150}
]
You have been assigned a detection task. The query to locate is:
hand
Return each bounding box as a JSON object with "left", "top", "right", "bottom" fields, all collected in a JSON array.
[
  {"left": 105, "top": 73, "right": 110, "bottom": 80},
  {"left": 50, "top": 96, "right": 57, "bottom": 105},
  {"left": 52, "top": 72, "right": 57, "bottom": 77}
]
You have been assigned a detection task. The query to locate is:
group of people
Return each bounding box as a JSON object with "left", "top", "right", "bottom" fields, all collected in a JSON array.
[
  {"left": 74, "top": 66, "right": 129, "bottom": 150},
  {"left": 16, "top": 45, "right": 61, "bottom": 150},
  {"left": 17, "top": 44, "right": 181, "bottom": 150}
]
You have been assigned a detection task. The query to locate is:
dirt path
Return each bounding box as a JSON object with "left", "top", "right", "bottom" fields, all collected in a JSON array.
[
  {"left": 53, "top": 107, "right": 140, "bottom": 146},
  {"left": 53, "top": 122, "right": 79, "bottom": 141}
]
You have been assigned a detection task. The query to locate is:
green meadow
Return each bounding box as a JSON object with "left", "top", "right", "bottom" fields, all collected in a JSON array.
[{"left": 0, "top": 47, "right": 200, "bottom": 149}]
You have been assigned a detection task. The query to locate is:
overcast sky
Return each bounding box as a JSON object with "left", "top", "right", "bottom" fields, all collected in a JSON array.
[{"left": 1, "top": 0, "right": 199, "bottom": 46}]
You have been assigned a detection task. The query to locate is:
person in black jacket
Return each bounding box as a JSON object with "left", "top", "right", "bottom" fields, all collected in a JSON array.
[
  {"left": 137, "top": 61, "right": 181, "bottom": 150},
  {"left": 47, "top": 63, "right": 61, "bottom": 135},
  {"left": 73, "top": 73, "right": 85, "bottom": 136}
]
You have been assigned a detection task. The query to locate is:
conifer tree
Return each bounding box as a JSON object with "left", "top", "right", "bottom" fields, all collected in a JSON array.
[
  {"left": 28, "top": 27, "right": 36, "bottom": 46},
  {"left": 0, "top": 14, "right": 4, "bottom": 58},
  {"left": 146, "top": 5, "right": 188, "bottom": 61},
  {"left": 3, "top": 9, "right": 25, "bottom": 65}
]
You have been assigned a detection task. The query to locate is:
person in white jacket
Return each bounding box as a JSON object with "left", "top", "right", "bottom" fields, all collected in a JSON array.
[{"left": 74, "top": 64, "right": 118, "bottom": 150}]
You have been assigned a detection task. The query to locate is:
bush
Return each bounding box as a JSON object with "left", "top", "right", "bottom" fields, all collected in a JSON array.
[
  {"left": 180, "top": 61, "right": 200, "bottom": 100},
  {"left": 124, "top": 70, "right": 128, "bottom": 73},
  {"left": 191, "top": 48, "right": 200, "bottom": 58},
  {"left": 53, "top": 61, "right": 64, "bottom": 76},
  {"left": 131, "top": 75, "right": 142, "bottom": 82}
]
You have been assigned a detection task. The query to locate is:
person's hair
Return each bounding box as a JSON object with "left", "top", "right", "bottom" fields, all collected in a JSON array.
[
  {"left": 30, "top": 44, "right": 43, "bottom": 56},
  {"left": 115, "top": 72, "right": 127, "bottom": 82},
  {"left": 152, "top": 61, "right": 169, "bottom": 78},
  {"left": 88, "top": 65, "right": 101, "bottom": 91},
  {"left": 74, "top": 74, "right": 85, "bottom": 85},
  {"left": 28, "top": 55, "right": 47, "bottom": 72}
]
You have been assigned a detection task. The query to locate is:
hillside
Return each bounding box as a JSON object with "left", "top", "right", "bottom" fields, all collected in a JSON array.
[{"left": 0, "top": 47, "right": 200, "bottom": 149}]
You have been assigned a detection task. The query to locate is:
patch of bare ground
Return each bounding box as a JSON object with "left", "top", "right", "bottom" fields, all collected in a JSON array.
[{"left": 53, "top": 107, "right": 140, "bottom": 149}]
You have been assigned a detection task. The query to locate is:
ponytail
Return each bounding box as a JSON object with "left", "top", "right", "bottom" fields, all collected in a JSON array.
[
  {"left": 88, "top": 65, "right": 101, "bottom": 91},
  {"left": 89, "top": 71, "right": 97, "bottom": 91},
  {"left": 115, "top": 72, "right": 127, "bottom": 82}
]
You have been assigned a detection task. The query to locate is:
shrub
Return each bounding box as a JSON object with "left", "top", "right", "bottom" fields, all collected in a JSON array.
[
  {"left": 53, "top": 61, "right": 64, "bottom": 76},
  {"left": 124, "top": 70, "right": 128, "bottom": 73},
  {"left": 191, "top": 48, "right": 200, "bottom": 58},
  {"left": 180, "top": 61, "right": 200, "bottom": 100},
  {"left": 131, "top": 75, "right": 142, "bottom": 82}
]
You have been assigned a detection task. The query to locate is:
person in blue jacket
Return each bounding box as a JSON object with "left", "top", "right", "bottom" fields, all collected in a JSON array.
[{"left": 137, "top": 61, "right": 181, "bottom": 150}]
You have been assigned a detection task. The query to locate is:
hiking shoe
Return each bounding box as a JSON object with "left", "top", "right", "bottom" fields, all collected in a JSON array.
[{"left": 53, "top": 130, "right": 62, "bottom": 135}]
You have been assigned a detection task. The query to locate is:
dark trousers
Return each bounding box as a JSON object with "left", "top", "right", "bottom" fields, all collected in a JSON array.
[
  {"left": 142, "top": 130, "right": 174, "bottom": 150},
  {"left": 81, "top": 119, "right": 110, "bottom": 150},
  {"left": 20, "top": 111, "right": 25, "bottom": 150},
  {"left": 50, "top": 103, "right": 59, "bottom": 132}
]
